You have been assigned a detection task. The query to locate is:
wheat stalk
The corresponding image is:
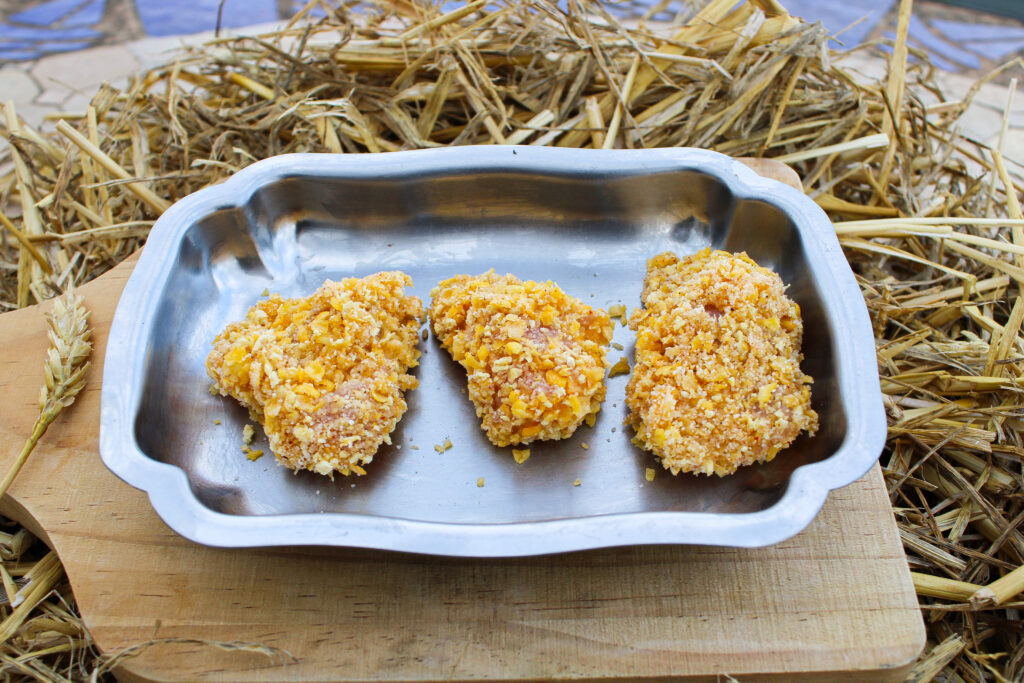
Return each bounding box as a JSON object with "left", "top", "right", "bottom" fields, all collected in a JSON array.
[{"left": 0, "top": 286, "right": 92, "bottom": 500}]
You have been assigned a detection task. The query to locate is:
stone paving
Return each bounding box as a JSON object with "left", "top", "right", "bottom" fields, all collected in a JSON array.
[
  {"left": 837, "top": 50, "right": 1024, "bottom": 166},
  {"left": 2, "top": 21, "right": 281, "bottom": 128}
]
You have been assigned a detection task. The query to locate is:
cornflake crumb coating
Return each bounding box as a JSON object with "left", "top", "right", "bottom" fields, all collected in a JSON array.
[
  {"left": 430, "top": 271, "right": 613, "bottom": 447},
  {"left": 206, "top": 272, "right": 422, "bottom": 477},
  {"left": 626, "top": 249, "right": 818, "bottom": 476}
]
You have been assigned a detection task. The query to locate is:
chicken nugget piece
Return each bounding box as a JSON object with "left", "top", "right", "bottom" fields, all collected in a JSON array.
[
  {"left": 206, "top": 272, "right": 422, "bottom": 477},
  {"left": 626, "top": 249, "right": 818, "bottom": 476},
  {"left": 430, "top": 271, "right": 613, "bottom": 447}
]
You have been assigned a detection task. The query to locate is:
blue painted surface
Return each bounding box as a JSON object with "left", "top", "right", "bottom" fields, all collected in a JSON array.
[
  {"left": 781, "top": 0, "right": 892, "bottom": 48},
  {"left": 930, "top": 17, "right": 1024, "bottom": 61},
  {"left": 134, "top": 0, "right": 279, "bottom": 38},
  {"left": 9, "top": 0, "right": 103, "bottom": 27},
  {"left": 932, "top": 16, "right": 1024, "bottom": 41},
  {"left": 2, "top": 0, "right": 102, "bottom": 60},
  {"left": 2, "top": 25, "right": 100, "bottom": 40},
  {"left": 965, "top": 38, "right": 1024, "bottom": 60},
  {"left": 907, "top": 13, "right": 981, "bottom": 68}
]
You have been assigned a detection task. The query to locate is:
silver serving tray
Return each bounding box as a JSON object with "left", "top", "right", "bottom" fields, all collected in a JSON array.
[{"left": 100, "top": 147, "right": 884, "bottom": 556}]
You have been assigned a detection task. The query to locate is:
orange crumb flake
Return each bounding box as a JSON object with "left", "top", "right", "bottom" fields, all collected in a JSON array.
[
  {"left": 645, "top": 467, "right": 656, "bottom": 482},
  {"left": 626, "top": 249, "right": 818, "bottom": 476},
  {"left": 430, "top": 271, "right": 613, "bottom": 447},
  {"left": 512, "top": 448, "right": 531, "bottom": 464},
  {"left": 206, "top": 272, "right": 422, "bottom": 477},
  {"left": 608, "top": 356, "right": 630, "bottom": 377},
  {"left": 243, "top": 445, "right": 264, "bottom": 461},
  {"left": 477, "top": 477, "right": 485, "bottom": 487},
  {"left": 573, "top": 478, "right": 581, "bottom": 487}
]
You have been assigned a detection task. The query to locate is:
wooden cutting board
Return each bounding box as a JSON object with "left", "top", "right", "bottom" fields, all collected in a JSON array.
[{"left": 0, "top": 161, "right": 925, "bottom": 682}]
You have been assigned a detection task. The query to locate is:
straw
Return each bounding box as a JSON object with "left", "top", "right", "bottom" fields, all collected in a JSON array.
[{"left": 0, "top": 0, "right": 1022, "bottom": 677}]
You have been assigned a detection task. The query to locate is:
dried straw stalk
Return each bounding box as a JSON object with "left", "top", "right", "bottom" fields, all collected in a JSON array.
[{"left": 0, "top": 0, "right": 1023, "bottom": 678}]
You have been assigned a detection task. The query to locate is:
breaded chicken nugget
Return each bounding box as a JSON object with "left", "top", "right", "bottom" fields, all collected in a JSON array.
[
  {"left": 206, "top": 272, "right": 422, "bottom": 477},
  {"left": 626, "top": 249, "right": 817, "bottom": 476},
  {"left": 430, "top": 272, "right": 613, "bottom": 447}
]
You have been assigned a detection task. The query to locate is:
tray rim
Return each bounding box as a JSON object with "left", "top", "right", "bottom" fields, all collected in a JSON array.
[{"left": 99, "top": 146, "right": 886, "bottom": 557}]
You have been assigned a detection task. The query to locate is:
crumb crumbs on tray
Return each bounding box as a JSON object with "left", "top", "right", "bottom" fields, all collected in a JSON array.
[
  {"left": 512, "top": 448, "right": 530, "bottom": 464},
  {"left": 434, "top": 437, "right": 453, "bottom": 454},
  {"left": 645, "top": 467, "right": 656, "bottom": 482},
  {"left": 206, "top": 271, "right": 423, "bottom": 478},
  {"left": 429, "top": 270, "right": 613, "bottom": 450},
  {"left": 608, "top": 357, "right": 630, "bottom": 377},
  {"left": 477, "top": 477, "right": 485, "bottom": 487},
  {"left": 626, "top": 249, "right": 818, "bottom": 476},
  {"left": 573, "top": 478, "right": 581, "bottom": 487},
  {"left": 214, "top": 418, "right": 221, "bottom": 425}
]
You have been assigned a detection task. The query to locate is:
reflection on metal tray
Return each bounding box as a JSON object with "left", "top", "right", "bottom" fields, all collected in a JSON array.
[{"left": 99, "top": 147, "right": 885, "bottom": 556}]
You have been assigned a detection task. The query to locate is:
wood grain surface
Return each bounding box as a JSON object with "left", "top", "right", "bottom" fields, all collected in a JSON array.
[{"left": 0, "top": 161, "right": 926, "bottom": 682}]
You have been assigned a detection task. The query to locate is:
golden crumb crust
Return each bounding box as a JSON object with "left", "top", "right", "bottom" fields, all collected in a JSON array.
[
  {"left": 430, "top": 271, "right": 613, "bottom": 447},
  {"left": 206, "top": 272, "right": 422, "bottom": 477},
  {"left": 626, "top": 249, "right": 818, "bottom": 476}
]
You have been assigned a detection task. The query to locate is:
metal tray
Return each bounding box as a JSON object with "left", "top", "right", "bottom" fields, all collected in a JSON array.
[{"left": 100, "top": 147, "right": 885, "bottom": 556}]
